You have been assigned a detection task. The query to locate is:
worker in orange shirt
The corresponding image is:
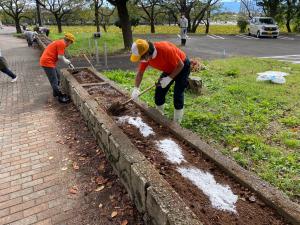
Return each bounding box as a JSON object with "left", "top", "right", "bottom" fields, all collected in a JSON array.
[
  {"left": 40, "top": 33, "right": 75, "bottom": 103},
  {"left": 130, "top": 39, "right": 190, "bottom": 123}
]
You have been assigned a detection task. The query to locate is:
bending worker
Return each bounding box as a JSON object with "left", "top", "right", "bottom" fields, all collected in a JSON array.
[
  {"left": 130, "top": 39, "right": 190, "bottom": 123},
  {"left": 40, "top": 33, "right": 75, "bottom": 102}
]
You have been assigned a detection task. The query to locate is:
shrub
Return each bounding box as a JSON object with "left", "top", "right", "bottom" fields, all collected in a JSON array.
[{"left": 237, "top": 17, "right": 248, "bottom": 33}]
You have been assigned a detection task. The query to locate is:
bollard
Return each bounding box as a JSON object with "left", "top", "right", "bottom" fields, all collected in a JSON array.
[
  {"left": 95, "top": 39, "right": 99, "bottom": 64},
  {"left": 104, "top": 42, "right": 108, "bottom": 68}
]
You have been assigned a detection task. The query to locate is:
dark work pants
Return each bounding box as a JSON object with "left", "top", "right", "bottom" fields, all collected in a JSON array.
[
  {"left": 1, "top": 68, "right": 17, "bottom": 79},
  {"left": 42, "top": 67, "right": 62, "bottom": 97},
  {"left": 155, "top": 58, "right": 190, "bottom": 110}
]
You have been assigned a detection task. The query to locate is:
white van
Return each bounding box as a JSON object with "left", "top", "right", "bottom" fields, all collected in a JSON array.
[{"left": 248, "top": 17, "right": 279, "bottom": 38}]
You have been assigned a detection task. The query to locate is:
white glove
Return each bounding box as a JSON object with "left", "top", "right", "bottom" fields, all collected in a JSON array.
[
  {"left": 131, "top": 87, "right": 140, "bottom": 100},
  {"left": 160, "top": 76, "right": 172, "bottom": 88},
  {"left": 69, "top": 63, "right": 75, "bottom": 69}
]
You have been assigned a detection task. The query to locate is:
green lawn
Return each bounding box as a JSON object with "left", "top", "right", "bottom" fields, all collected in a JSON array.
[
  {"left": 103, "top": 57, "right": 300, "bottom": 202},
  {"left": 48, "top": 25, "right": 293, "bottom": 57}
]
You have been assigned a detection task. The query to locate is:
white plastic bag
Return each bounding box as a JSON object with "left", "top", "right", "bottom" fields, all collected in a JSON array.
[{"left": 256, "top": 71, "right": 288, "bottom": 84}]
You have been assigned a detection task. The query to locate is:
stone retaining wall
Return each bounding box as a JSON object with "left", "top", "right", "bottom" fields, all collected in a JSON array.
[
  {"left": 60, "top": 68, "right": 202, "bottom": 225},
  {"left": 61, "top": 67, "right": 300, "bottom": 225}
]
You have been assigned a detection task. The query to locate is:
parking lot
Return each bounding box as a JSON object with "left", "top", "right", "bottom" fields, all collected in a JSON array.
[{"left": 143, "top": 33, "right": 300, "bottom": 63}]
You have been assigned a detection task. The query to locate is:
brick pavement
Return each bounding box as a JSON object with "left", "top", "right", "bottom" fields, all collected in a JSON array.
[
  {"left": 0, "top": 33, "right": 136, "bottom": 225},
  {"left": 0, "top": 32, "right": 76, "bottom": 225}
]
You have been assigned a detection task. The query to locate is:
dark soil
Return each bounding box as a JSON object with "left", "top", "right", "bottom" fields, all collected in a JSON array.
[
  {"left": 54, "top": 102, "right": 144, "bottom": 225},
  {"left": 82, "top": 81, "right": 290, "bottom": 225},
  {"left": 72, "top": 69, "right": 104, "bottom": 83}
]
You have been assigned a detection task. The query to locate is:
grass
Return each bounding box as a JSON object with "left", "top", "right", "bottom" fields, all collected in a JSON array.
[
  {"left": 102, "top": 57, "right": 300, "bottom": 202},
  {"left": 47, "top": 24, "right": 293, "bottom": 56},
  {"left": 48, "top": 25, "right": 241, "bottom": 56}
]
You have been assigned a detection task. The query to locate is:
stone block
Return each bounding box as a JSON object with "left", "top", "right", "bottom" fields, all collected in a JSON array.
[{"left": 187, "top": 76, "right": 202, "bottom": 95}]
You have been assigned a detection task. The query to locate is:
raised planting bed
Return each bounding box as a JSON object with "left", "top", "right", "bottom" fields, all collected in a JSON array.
[
  {"left": 36, "top": 34, "right": 52, "bottom": 50},
  {"left": 61, "top": 67, "right": 300, "bottom": 225}
]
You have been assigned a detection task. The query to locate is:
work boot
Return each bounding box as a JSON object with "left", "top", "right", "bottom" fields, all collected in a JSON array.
[
  {"left": 53, "top": 90, "right": 62, "bottom": 97},
  {"left": 174, "top": 109, "right": 184, "bottom": 124},
  {"left": 58, "top": 94, "right": 71, "bottom": 104},
  {"left": 156, "top": 104, "right": 164, "bottom": 115},
  {"left": 181, "top": 39, "right": 184, "bottom": 46}
]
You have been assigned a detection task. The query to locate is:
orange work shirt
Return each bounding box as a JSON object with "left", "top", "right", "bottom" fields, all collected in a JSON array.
[
  {"left": 138, "top": 42, "right": 186, "bottom": 74},
  {"left": 40, "top": 40, "right": 67, "bottom": 68}
]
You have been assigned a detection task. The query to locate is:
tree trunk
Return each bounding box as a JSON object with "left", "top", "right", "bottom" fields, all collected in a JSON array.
[
  {"left": 36, "top": 0, "right": 42, "bottom": 26},
  {"left": 286, "top": 0, "right": 292, "bottom": 33},
  {"left": 116, "top": 0, "right": 132, "bottom": 49},
  {"left": 95, "top": 4, "right": 100, "bottom": 32},
  {"left": 286, "top": 20, "right": 291, "bottom": 33},
  {"left": 205, "top": 10, "right": 210, "bottom": 34},
  {"left": 55, "top": 15, "right": 63, "bottom": 33},
  {"left": 15, "top": 18, "right": 22, "bottom": 33},
  {"left": 102, "top": 24, "right": 107, "bottom": 32},
  {"left": 150, "top": 20, "right": 155, "bottom": 33},
  {"left": 205, "top": 21, "right": 209, "bottom": 34}
]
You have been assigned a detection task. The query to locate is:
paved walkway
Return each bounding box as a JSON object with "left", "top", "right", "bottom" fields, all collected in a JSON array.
[{"left": 0, "top": 33, "right": 141, "bottom": 225}]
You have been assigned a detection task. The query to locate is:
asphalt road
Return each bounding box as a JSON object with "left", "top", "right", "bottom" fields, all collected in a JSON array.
[{"left": 139, "top": 33, "right": 300, "bottom": 64}]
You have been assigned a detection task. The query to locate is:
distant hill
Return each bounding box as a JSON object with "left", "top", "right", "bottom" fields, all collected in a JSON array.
[{"left": 221, "top": 2, "right": 240, "bottom": 13}]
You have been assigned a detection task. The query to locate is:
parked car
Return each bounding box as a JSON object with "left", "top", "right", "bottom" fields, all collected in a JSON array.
[{"left": 248, "top": 17, "right": 279, "bottom": 38}]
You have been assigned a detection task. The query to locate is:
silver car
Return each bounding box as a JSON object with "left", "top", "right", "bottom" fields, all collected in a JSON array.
[{"left": 248, "top": 17, "right": 279, "bottom": 38}]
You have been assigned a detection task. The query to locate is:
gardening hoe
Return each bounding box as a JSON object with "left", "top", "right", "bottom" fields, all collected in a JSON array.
[
  {"left": 83, "top": 54, "right": 97, "bottom": 71},
  {"left": 108, "top": 83, "right": 156, "bottom": 115}
]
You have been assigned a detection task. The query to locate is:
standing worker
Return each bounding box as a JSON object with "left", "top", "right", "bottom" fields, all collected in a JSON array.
[
  {"left": 0, "top": 49, "right": 18, "bottom": 82},
  {"left": 179, "top": 14, "right": 188, "bottom": 46},
  {"left": 130, "top": 39, "right": 190, "bottom": 123},
  {"left": 40, "top": 33, "right": 75, "bottom": 103}
]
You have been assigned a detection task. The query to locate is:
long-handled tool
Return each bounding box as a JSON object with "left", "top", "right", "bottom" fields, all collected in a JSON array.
[
  {"left": 70, "top": 54, "right": 96, "bottom": 74},
  {"left": 83, "top": 54, "right": 97, "bottom": 71},
  {"left": 108, "top": 83, "right": 156, "bottom": 115}
]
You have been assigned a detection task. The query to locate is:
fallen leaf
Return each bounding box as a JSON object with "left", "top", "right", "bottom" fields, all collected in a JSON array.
[
  {"left": 95, "top": 185, "right": 105, "bottom": 192},
  {"left": 111, "top": 211, "right": 118, "bottom": 218},
  {"left": 73, "top": 162, "right": 79, "bottom": 170},
  {"left": 232, "top": 147, "right": 239, "bottom": 152},
  {"left": 69, "top": 186, "right": 78, "bottom": 194},
  {"left": 249, "top": 196, "right": 256, "bottom": 202},
  {"left": 96, "top": 176, "right": 108, "bottom": 185},
  {"left": 121, "top": 220, "right": 128, "bottom": 225},
  {"left": 61, "top": 167, "right": 68, "bottom": 171}
]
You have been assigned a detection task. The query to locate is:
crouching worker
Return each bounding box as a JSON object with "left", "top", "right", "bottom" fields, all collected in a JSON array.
[
  {"left": 130, "top": 39, "right": 190, "bottom": 123},
  {"left": 40, "top": 33, "right": 75, "bottom": 103}
]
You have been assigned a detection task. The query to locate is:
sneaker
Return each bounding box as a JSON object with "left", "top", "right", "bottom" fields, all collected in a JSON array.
[{"left": 11, "top": 77, "right": 18, "bottom": 83}]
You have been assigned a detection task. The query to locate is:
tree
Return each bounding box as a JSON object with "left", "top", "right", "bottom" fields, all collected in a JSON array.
[
  {"left": 40, "top": 0, "right": 84, "bottom": 33},
  {"left": 0, "top": 0, "right": 28, "bottom": 33},
  {"left": 107, "top": 0, "right": 132, "bottom": 49},
  {"left": 136, "top": 0, "right": 165, "bottom": 33},
  {"left": 92, "top": 0, "right": 103, "bottom": 32},
  {"left": 284, "top": 0, "right": 300, "bottom": 32},
  {"left": 167, "top": 0, "right": 220, "bottom": 33},
  {"left": 35, "top": 0, "right": 42, "bottom": 26},
  {"left": 256, "top": 0, "right": 283, "bottom": 19}
]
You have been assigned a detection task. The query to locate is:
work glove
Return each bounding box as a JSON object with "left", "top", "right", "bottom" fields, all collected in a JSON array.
[
  {"left": 68, "top": 63, "right": 75, "bottom": 69},
  {"left": 63, "top": 58, "right": 71, "bottom": 65},
  {"left": 159, "top": 76, "right": 172, "bottom": 88},
  {"left": 131, "top": 87, "right": 140, "bottom": 100}
]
